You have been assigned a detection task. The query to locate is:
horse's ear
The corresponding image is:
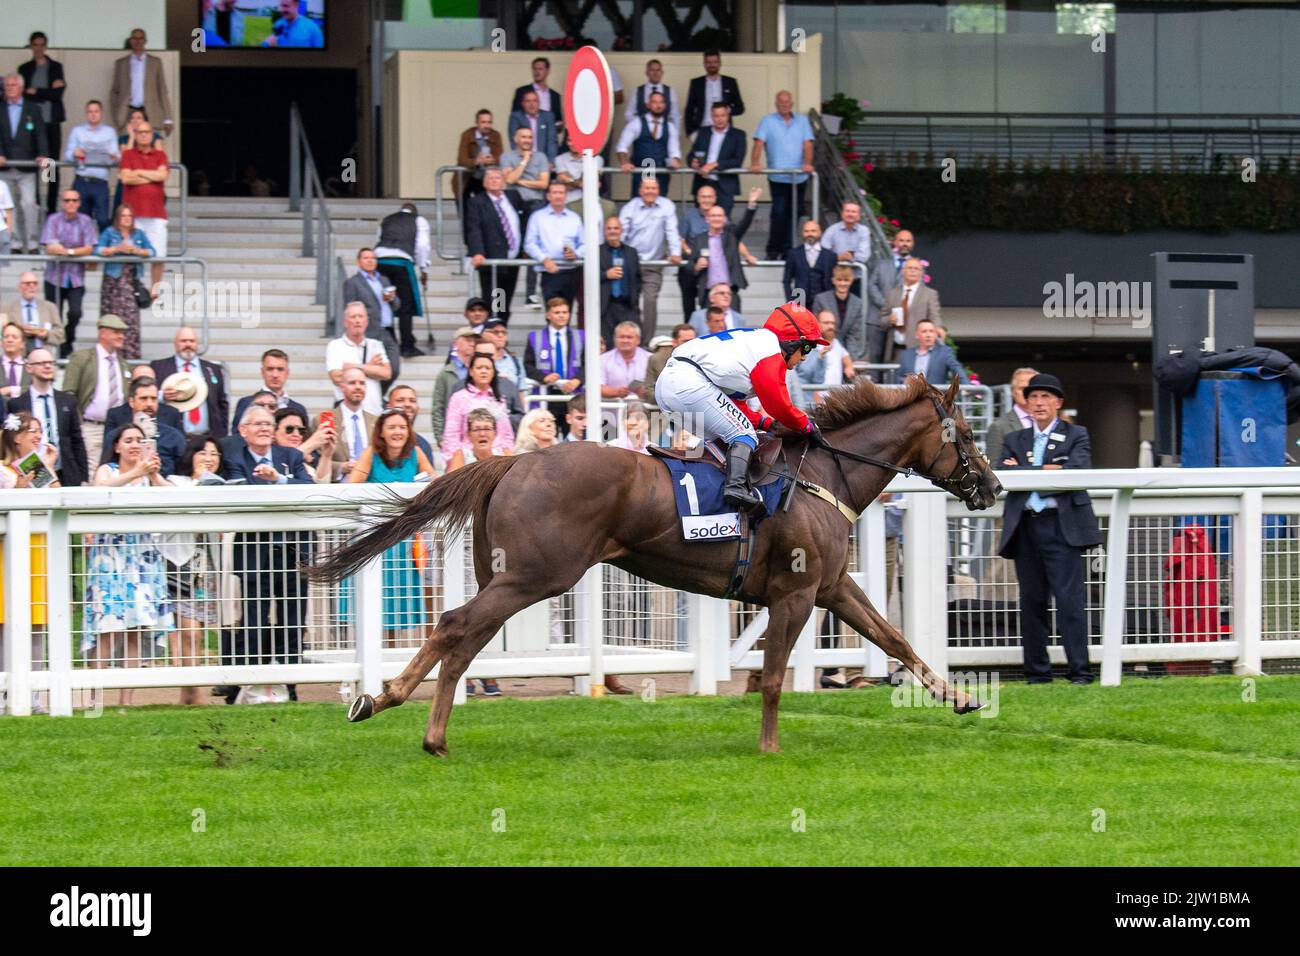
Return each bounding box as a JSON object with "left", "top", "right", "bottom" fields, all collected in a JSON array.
[{"left": 942, "top": 376, "right": 961, "bottom": 409}]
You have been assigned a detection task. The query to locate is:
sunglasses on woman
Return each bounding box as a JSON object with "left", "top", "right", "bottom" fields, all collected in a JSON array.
[{"left": 280, "top": 425, "right": 306, "bottom": 435}]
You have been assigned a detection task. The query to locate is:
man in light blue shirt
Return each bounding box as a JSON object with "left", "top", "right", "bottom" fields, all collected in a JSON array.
[
  {"left": 63, "top": 100, "right": 119, "bottom": 230},
  {"left": 618, "top": 177, "right": 683, "bottom": 335},
  {"left": 750, "top": 90, "right": 814, "bottom": 260},
  {"left": 523, "top": 181, "right": 584, "bottom": 308},
  {"left": 263, "top": 0, "right": 324, "bottom": 48}
]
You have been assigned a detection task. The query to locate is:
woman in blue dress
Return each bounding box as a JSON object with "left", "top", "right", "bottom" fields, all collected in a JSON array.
[
  {"left": 86, "top": 423, "right": 175, "bottom": 706},
  {"left": 345, "top": 410, "right": 435, "bottom": 641}
]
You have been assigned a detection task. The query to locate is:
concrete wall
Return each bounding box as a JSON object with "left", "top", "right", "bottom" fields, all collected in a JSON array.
[
  {"left": 0, "top": 1, "right": 165, "bottom": 49},
  {"left": 384, "top": 40, "right": 823, "bottom": 199}
]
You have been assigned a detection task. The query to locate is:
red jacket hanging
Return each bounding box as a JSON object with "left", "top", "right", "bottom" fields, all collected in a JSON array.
[{"left": 1163, "top": 525, "right": 1226, "bottom": 643}]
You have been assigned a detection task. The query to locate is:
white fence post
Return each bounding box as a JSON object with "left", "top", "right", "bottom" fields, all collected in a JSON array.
[
  {"left": 579, "top": 564, "right": 604, "bottom": 695},
  {"left": 442, "top": 528, "right": 467, "bottom": 703},
  {"left": 1233, "top": 489, "right": 1263, "bottom": 676},
  {"left": 859, "top": 502, "right": 889, "bottom": 678},
  {"left": 791, "top": 610, "right": 816, "bottom": 692},
  {"left": 45, "top": 510, "right": 74, "bottom": 717},
  {"left": 3, "top": 510, "right": 33, "bottom": 716},
  {"left": 353, "top": 557, "right": 384, "bottom": 699},
  {"left": 687, "top": 591, "right": 718, "bottom": 695},
  {"left": 902, "top": 492, "right": 948, "bottom": 682},
  {"left": 1100, "top": 489, "right": 1132, "bottom": 687}
]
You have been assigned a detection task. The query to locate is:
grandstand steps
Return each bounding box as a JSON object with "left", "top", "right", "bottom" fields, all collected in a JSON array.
[{"left": 53, "top": 195, "right": 786, "bottom": 417}]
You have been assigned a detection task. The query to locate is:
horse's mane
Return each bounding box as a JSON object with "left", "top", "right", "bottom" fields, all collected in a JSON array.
[{"left": 813, "top": 375, "right": 934, "bottom": 431}]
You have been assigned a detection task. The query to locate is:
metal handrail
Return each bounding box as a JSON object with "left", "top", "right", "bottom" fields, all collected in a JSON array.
[
  {"left": 0, "top": 253, "right": 213, "bottom": 355},
  {"left": 288, "top": 103, "right": 340, "bottom": 335},
  {"left": 837, "top": 111, "right": 1300, "bottom": 173},
  {"left": 4, "top": 158, "right": 191, "bottom": 256},
  {"left": 435, "top": 164, "right": 821, "bottom": 264},
  {"left": 809, "top": 109, "right": 892, "bottom": 264}
]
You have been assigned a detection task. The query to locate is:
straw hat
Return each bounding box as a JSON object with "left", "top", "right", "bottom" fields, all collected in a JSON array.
[{"left": 159, "top": 369, "right": 209, "bottom": 413}]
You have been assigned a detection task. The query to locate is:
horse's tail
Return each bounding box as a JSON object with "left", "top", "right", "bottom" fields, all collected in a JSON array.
[{"left": 307, "top": 455, "right": 522, "bottom": 584}]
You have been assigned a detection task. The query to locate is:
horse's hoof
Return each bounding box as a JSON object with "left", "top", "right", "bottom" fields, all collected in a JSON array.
[
  {"left": 954, "top": 697, "right": 985, "bottom": 715},
  {"left": 347, "top": 694, "right": 374, "bottom": 722},
  {"left": 422, "top": 739, "right": 449, "bottom": 758}
]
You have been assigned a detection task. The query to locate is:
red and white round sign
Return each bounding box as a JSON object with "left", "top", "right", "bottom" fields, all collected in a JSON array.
[{"left": 563, "top": 46, "right": 614, "bottom": 153}]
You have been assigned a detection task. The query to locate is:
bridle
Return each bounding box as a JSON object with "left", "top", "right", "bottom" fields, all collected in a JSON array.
[{"left": 813, "top": 393, "right": 984, "bottom": 514}]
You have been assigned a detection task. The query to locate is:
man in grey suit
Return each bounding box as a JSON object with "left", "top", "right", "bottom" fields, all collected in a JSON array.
[
  {"left": 812, "top": 264, "right": 869, "bottom": 363},
  {"left": 342, "top": 247, "right": 401, "bottom": 391},
  {"left": 508, "top": 91, "right": 559, "bottom": 162},
  {"left": 984, "top": 366, "right": 1038, "bottom": 462},
  {"left": 882, "top": 258, "right": 940, "bottom": 364}
]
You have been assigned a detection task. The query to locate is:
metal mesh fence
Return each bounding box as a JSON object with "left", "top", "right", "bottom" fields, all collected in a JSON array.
[{"left": 944, "top": 510, "right": 1237, "bottom": 658}]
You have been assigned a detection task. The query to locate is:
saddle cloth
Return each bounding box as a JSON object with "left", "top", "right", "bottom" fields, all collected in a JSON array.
[{"left": 660, "top": 458, "right": 788, "bottom": 542}]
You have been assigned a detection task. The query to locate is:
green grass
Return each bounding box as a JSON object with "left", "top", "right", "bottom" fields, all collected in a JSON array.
[{"left": 2, "top": 677, "right": 1298, "bottom": 866}]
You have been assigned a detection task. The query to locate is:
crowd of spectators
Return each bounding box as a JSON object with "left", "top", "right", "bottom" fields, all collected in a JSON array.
[{"left": 0, "top": 40, "right": 989, "bottom": 709}]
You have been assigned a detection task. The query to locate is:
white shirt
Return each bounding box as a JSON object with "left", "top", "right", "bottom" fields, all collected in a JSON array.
[
  {"left": 804, "top": 241, "right": 823, "bottom": 268},
  {"left": 325, "top": 335, "right": 387, "bottom": 415},
  {"left": 702, "top": 76, "right": 723, "bottom": 127},
  {"left": 531, "top": 83, "right": 553, "bottom": 115},
  {"left": 28, "top": 383, "right": 60, "bottom": 465},
  {"left": 701, "top": 126, "right": 728, "bottom": 178},
  {"left": 553, "top": 152, "right": 585, "bottom": 204},
  {"left": 618, "top": 195, "right": 681, "bottom": 259},
  {"left": 615, "top": 113, "right": 681, "bottom": 162},
  {"left": 129, "top": 53, "right": 148, "bottom": 107},
  {"left": 821, "top": 221, "right": 871, "bottom": 264},
  {"left": 341, "top": 405, "right": 369, "bottom": 460},
  {"left": 522, "top": 206, "right": 584, "bottom": 272},
  {"left": 820, "top": 339, "right": 848, "bottom": 386}
]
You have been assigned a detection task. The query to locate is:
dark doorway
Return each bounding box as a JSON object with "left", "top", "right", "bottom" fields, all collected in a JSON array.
[{"left": 180, "top": 66, "right": 357, "bottom": 197}]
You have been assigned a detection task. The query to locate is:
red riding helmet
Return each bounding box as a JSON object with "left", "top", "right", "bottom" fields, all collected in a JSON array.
[{"left": 764, "top": 302, "right": 830, "bottom": 348}]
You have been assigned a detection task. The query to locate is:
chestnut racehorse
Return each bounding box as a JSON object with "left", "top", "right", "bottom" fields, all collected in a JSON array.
[{"left": 309, "top": 376, "right": 1002, "bottom": 756}]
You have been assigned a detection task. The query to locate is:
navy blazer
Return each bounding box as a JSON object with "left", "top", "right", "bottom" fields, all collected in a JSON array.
[
  {"left": 688, "top": 125, "right": 747, "bottom": 206},
  {"left": 783, "top": 246, "right": 837, "bottom": 304},
  {"left": 463, "top": 189, "right": 524, "bottom": 260},
  {"left": 0, "top": 97, "right": 49, "bottom": 161},
  {"left": 684, "top": 74, "right": 745, "bottom": 131},
  {"left": 507, "top": 108, "right": 559, "bottom": 161},
  {"left": 897, "top": 343, "right": 968, "bottom": 385},
  {"left": 149, "top": 356, "right": 230, "bottom": 438},
  {"left": 222, "top": 443, "right": 314, "bottom": 485},
  {"left": 997, "top": 420, "right": 1103, "bottom": 556},
  {"left": 8, "top": 387, "right": 88, "bottom": 486},
  {"left": 106, "top": 400, "right": 183, "bottom": 434}
]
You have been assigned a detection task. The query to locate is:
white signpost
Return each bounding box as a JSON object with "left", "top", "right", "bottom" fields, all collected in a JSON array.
[{"left": 564, "top": 47, "right": 615, "bottom": 695}]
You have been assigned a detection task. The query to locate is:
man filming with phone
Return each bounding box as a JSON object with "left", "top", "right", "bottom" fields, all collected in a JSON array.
[{"left": 99, "top": 375, "right": 184, "bottom": 476}]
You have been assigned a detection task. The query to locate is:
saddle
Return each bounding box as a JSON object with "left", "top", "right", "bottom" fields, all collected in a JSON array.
[{"left": 648, "top": 434, "right": 787, "bottom": 487}]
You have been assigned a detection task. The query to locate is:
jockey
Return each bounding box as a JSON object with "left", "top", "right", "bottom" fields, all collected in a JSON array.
[{"left": 654, "top": 302, "right": 835, "bottom": 513}]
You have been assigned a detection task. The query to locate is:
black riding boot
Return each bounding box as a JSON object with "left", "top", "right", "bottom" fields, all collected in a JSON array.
[{"left": 722, "top": 441, "right": 763, "bottom": 514}]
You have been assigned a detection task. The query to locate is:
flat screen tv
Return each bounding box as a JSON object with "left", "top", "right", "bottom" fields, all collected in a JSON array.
[{"left": 198, "top": 1, "right": 327, "bottom": 50}]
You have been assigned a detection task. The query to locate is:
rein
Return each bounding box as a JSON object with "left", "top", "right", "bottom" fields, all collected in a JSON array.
[{"left": 809, "top": 394, "right": 981, "bottom": 518}]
